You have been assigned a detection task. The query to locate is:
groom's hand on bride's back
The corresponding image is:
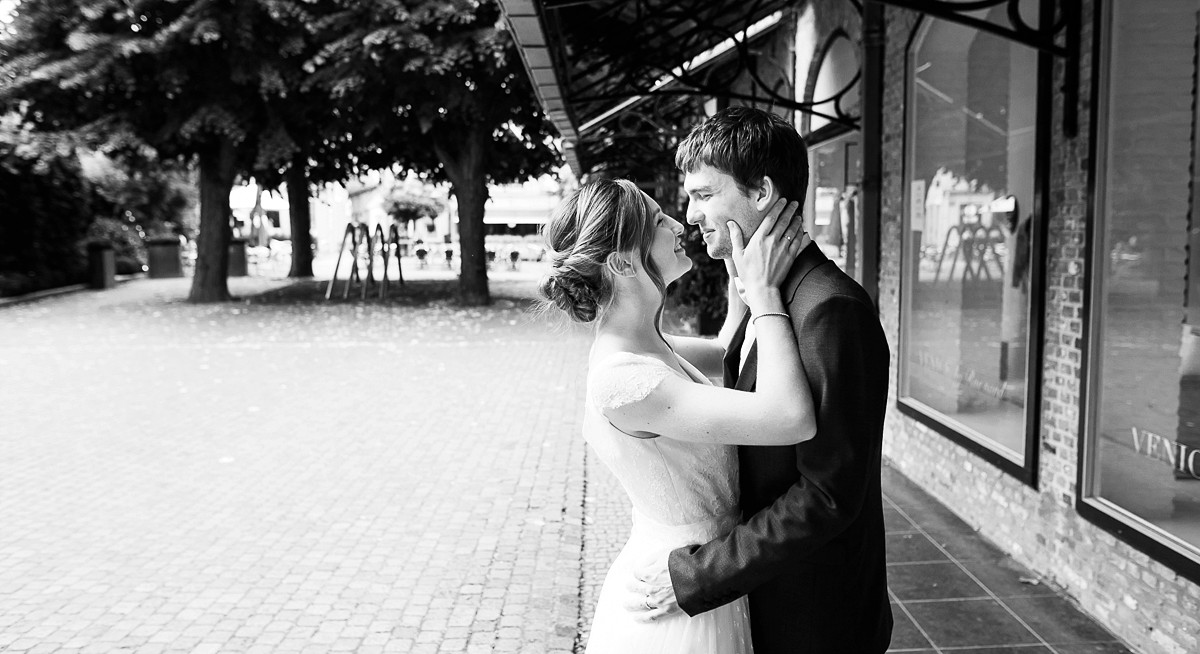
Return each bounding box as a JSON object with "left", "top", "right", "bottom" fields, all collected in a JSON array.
[{"left": 621, "top": 555, "right": 681, "bottom": 623}]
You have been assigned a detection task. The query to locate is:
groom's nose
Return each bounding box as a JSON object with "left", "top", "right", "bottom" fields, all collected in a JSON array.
[{"left": 685, "top": 204, "right": 701, "bottom": 225}]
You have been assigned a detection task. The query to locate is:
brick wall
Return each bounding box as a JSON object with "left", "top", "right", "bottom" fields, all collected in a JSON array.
[{"left": 873, "top": 2, "right": 1200, "bottom": 653}]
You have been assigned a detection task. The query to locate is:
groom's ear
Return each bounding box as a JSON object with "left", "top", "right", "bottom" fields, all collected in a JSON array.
[
  {"left": 605, "top": 251, "right": 637, "bottom": 277},
  {"left": 751, "top": 175, "right": 780, "bottom": 213}
]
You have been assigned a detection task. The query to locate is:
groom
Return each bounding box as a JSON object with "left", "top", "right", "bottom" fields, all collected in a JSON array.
[{"left": 628, "top": 106, "right": 893, "bottom": 652}]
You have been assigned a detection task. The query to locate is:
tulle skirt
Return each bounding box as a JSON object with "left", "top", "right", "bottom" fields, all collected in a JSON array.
[{"left": 585, "top": 508, "right": 753, "bottom": 654}]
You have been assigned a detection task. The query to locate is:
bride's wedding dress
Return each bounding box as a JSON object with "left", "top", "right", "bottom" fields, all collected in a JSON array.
[{"left": 583, "top": 352, "right": 752, "bottom": 654}]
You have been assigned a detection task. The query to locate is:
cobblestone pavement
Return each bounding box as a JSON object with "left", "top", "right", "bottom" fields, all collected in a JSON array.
[
  {"left": 1, "top": 258, "right": 1132, "bottom": 653},
  {"left": 0, "top": 261, "right": 593, "bottom": 654}
]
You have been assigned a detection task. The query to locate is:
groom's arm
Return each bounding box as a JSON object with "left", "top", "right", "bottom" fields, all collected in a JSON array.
[
  {"left": 667, "top": 293, "right": 888, "bottom": 615},
  {"left": 666, "top": 260, "right": 746, "bottom": 378},
  {"left": 664, "top": 334, "right": 726, "bottom": 379}
]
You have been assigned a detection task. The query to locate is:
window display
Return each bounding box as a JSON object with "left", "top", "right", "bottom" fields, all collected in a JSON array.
[
  {"left": 1084, "top": 0, "right": 1200, "bottom": 564},
  {"left": 899, "top": 10, "right": 1041, "bottom": 471}
]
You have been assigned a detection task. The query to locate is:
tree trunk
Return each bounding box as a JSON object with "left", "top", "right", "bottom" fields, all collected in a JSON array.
[
  {"left": 436, "top": 135, "right": 490, "bottom": 306},
  {"left": 453, "top": 179, "right": 490, "bottom": 305},
  {"left": 188, "top": 140, "right": 236, "bottom": 302},
  {"left": 286, "top": 157, "right": 314, "bottom": 278}
]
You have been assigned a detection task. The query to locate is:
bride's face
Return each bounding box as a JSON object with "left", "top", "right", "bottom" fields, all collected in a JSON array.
[{"left": 643, "top": 192, "right": 693, "bottom": 284}]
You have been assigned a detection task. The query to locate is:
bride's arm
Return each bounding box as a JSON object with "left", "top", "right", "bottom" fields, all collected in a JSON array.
[{"left": 601, "top": 201, "right": 816, "bottom": 447}]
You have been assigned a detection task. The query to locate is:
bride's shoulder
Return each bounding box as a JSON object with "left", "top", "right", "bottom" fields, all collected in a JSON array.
[{"left": 587, "top": 349, "right": 677, "bottom": 411}]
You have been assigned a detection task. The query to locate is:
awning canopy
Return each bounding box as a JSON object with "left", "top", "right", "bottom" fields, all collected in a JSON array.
[{"left": 501, "top": 0, "right": 802, "bottom": 175}]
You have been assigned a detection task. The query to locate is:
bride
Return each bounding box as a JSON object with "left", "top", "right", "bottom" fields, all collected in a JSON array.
[{"left": 538, "top": 178, "right": 815, "bottom": 654}]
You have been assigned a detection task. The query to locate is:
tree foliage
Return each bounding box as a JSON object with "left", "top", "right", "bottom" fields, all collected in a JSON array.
[
  {"left": 0, "top": 113, "right": 92, "bottom": 296},
  {"left": 384, "top": 185, "right": 444, "bottom": 225},
  {"left": 0, "top": 0, "right": 324, "bottom": 301},
  {"left": 81, "top": 151, "right": 197, "bottom": 238},
  {"left": 1, "top": 0, "right": 561, "bottom": 302}
]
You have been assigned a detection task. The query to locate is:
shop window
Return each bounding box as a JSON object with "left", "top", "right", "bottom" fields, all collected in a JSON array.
[
  {"left": 1082, "top": 0, "right": 1200, "bottom": 579},
  {"left": 899, "top": 8, "right": 1043, "bottom": 479},
  {"left": 807, "top": 134, "right": 863, "bottom": 283}
]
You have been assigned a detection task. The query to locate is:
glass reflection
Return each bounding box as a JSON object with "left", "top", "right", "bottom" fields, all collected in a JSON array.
[
  {"left": 901, "top": 11, "right": 1037, "bottom": 462},
  {"left": 1089, "top": 0, "right": 1200, "bottom": 554}
]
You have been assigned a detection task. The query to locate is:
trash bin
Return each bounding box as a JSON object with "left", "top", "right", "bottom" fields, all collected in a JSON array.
[
  {"left": 147, "top": 237, "right": 184, "bottom": 278},
  {"left": 87, "top": 241, "right": 116, "bottom": 289},
  {"left": 228, "top": 238, "right": 248, "bottom": 277}
]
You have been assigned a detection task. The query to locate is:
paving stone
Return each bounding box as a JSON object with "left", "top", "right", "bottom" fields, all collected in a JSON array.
[{"left": 0, "top": 268, "right": 589, "bottom": 653}]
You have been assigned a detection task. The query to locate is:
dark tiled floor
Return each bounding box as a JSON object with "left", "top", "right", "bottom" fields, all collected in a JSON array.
[{"left": 882, "top": 464, "right": 1134, "bottom": 653}]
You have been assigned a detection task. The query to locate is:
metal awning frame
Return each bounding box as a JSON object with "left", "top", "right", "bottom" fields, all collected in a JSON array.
[
  {"left": 502, "top": 0, "right": 1082, "bottom": 176},
  {"left": 571, "top": 10, "right": 864, "bottom": 135},
  {"left": 500, "top": 0, "right": 867, "bottom": 174}
]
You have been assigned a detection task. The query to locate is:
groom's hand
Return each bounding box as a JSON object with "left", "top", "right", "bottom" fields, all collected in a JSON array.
[{"left": 623, "top": 554, "right": 681, "bottom": 623}]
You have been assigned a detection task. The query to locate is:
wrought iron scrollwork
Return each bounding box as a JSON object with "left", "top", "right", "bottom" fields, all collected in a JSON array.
[
  {"left": 538, "top": 0, "right": 1080, "bottom": 138},
  {"left": 549, "top": 0, "right": 865, "bottom": 132}
]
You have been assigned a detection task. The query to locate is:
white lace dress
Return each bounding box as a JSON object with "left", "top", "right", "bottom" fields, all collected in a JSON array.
[{"left": 583, "top": 352, "right": 752, "bottom": 654}]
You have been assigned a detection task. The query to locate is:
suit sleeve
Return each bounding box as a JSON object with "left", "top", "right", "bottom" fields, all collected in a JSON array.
[{"left": 667, "top": 293, "right": 888, "bottom": 616}]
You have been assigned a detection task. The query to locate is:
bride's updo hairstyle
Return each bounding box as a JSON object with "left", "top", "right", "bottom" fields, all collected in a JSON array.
[{"left": 539, "top": 178, "right": 667, "bottom": 323}]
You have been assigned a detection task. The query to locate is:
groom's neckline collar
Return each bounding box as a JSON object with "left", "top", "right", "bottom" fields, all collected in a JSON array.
[{"left": 780, "top": 240, "right": 827, "bottom": 303}]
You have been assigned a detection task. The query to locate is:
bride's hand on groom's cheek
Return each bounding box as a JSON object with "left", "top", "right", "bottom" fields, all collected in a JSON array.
[{"left": 622, "top": 555, "right": 681, "bottom": 622}]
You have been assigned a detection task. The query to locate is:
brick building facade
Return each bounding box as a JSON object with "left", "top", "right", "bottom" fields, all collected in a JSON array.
[{"left": 869, "top": 3, "right": 1200, "bottom": 653}]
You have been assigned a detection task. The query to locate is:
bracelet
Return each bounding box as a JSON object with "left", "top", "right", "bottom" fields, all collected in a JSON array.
[{"left": 751, "top": 311, "right": 790, "bottom": 325}]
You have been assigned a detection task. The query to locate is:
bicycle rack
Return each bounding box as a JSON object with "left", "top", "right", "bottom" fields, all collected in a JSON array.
[
  {"left": 325, "top": 223, "right": 406, "bottom": 300},
  {"left": 932, "top": 222, "right": 1005, "bottom": 283}
]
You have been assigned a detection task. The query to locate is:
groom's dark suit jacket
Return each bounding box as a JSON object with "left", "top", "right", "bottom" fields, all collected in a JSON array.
[{"left": 668, "top": 244, "right": 893, "bottom": 653}]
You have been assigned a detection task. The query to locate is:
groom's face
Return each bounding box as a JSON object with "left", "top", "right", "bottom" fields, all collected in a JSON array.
[{"left": 683, "top": 164, "right": 763, "bottom": 260}]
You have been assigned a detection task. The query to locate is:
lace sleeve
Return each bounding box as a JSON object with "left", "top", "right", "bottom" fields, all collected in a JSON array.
[{"left": 587, "top": 352, "right": 675, "bottom": 411}]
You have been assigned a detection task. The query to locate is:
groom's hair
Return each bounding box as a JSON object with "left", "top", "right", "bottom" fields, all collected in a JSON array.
[{"left": 676, "top": 106, "right": 809, "bottom": 207}]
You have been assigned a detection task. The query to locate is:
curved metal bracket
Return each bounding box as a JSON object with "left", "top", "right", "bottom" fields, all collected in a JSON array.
[{"left": 569, "top": 2, "right": 867, "bottom": 132}]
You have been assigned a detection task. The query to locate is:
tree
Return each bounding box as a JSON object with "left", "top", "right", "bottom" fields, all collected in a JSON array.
[
  {"left": 384, "top": 185, "right": 444, "bottom": 227},
  {"left": 307, "top": 0, "right": 561, "bottom": 305},
  {"left": 0, "top": 112, "right": 93, "bottom": 296},
  {"left": 0, "top": 0, "right": 321, "bottom": 301}
]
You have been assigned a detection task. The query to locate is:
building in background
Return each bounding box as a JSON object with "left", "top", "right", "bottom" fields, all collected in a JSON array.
[
  {"left": 484, "top": 174, "right": 569, "bottom": 237},
  {"left": 233, "top": 169, "right": 568, "bottom": 264},
  {"left": 503, "top": 1, "right": 1200, "bottom": 652}
]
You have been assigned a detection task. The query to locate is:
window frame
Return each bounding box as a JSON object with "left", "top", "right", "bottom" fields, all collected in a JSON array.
[
  {"left": 1075, "top": 0, "right": 1200, "bottom": 586},
  {"left": 896, "top": 11, "right": 1052, "bottom": 487}
]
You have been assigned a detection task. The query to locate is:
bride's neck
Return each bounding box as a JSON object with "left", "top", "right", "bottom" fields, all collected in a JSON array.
[{"left": 596, "top": 278, "right": 667, "bottom": 352}]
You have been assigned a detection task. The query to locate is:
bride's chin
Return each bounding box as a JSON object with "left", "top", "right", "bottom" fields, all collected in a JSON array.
[{"left": 665, "top": 264, "right": 692, "bottom": 284}]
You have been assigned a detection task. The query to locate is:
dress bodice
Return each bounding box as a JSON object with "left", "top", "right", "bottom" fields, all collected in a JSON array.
[{"left": 583, "top": 352, "right": 739, "bottom": 527}]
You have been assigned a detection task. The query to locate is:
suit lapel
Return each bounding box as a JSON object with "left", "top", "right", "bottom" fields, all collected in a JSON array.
[
  {"left": 734, "top": 242, "right": 828, "bottom": 392},
  {"left": 722, "top": 309, "right": 751, "bottom": 388}
]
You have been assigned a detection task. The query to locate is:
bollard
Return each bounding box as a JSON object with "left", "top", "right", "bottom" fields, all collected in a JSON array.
[
  {"left": 147, "top": 237, "right": 184, "bottom": 278},
  {"left": 228, "top": 238, "right": 248, "bottom": 277},
  {"left": 87, "top": 241, "right": 116, "bottom": 289}
]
